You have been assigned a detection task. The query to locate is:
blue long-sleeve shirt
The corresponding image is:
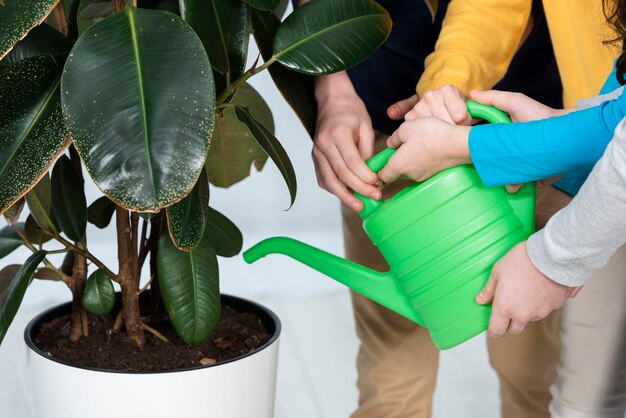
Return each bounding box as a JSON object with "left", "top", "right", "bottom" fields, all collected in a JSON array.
[{"left": 469, "top": 72, "right": 625, "bottom": 191}]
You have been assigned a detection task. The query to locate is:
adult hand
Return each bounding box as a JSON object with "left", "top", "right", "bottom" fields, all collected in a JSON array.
[
  {"left": 476, "top": 241, "right": 581, "bottom": 337},
  {"left": 470, "top": 89, "right": 569, "bottom": 122},
  {"left": 312, "top": 72, "right": 381, "bottom": 211},
  {"left": 404, "top": 85, "right": 472, "bottom": 125},
  {"left": 378, "top": 117, "right": 471, "bottom": 184}
]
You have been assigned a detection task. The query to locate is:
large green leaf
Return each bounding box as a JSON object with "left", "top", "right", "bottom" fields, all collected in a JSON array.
[
  {"left": 251, "top": 9, "right": 316, "bottom": 138},
  {"left": 0, "top": 222, "right": 25, "bottom": 259},
  {"left": 75, "top": 0, "right": 115, "bottom": 36},
  {"left": 87, "top": 196, "right": 116, "bottom": 229},
  {"left": 0, "top": 250, "right": 46, "bottom": 345},
  {"left": 166, "top": 171, "right": 209, "bottom": 251},
  {"left": 179, "top": 0, "right": 239, "bottom": 74},
  {"left": 206, "top": 207, "right": 242, "bottom": 257},
  {"left": 206, "top": 83, "right": 272, "bottom": 187},
  {"left": 61, "top": 7, "right": 215, "bottom": 212},
  {"left": 3, "top": 198, "right": 25, "bottom": 225},
  {"left": 82, "top": 268, "right": 115, "bottom": 315},
  {"left": 243, "top": 0, "right": 278, "bottom": 12},
  {"left": 3, "top": 23, "right": 72, "bottom": 63},
  {"left": 0, "top": 0, "right": 60, "bottom": 59},
  {"left": 51, "top": 155, "right": 87, "bottom": 241},
  {"left": 0, "top": 55, "right": 70, "bottom": 215},
  {"left": 213, "top": 2, "right": 251, "bottom": 96},
  {"left": 235, "top": 105, "right": 296, "bottom": 207},
  {"left": 25, "top": 214, "right": 54, "bottom": 245},
  {"left": 0, "top": 265, "right": 21, "bottom": 305},
  {"left": 272, "top": 0, "right": 391, "bottom": 75},
  {"left": 157, "top": 229, "right": 219, "bottom": 346},
  {"left": 25, "top": 174, "right": 58, "bottom": 234}
]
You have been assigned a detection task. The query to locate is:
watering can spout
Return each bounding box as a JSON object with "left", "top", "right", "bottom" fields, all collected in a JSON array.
[{"left": 243, "top": 237, "right": 423, "bottom": 325}]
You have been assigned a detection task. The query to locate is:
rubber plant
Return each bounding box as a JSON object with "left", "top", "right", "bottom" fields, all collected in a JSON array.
[{"left": 0, "top": 0, "right": 392, "bottom": 350}]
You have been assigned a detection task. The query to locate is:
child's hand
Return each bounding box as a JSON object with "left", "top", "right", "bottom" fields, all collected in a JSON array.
[
  {"left": 378, "top": 117, "right": 472, "bottom": 184},
  {"left": 470, "top": 90, "right": 569, "bottom": 122},
  {"left": 404, "top": 85, "right": 472, "bottom": 125}
]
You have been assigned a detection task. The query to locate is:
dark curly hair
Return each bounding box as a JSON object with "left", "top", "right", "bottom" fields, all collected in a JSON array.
[{"left": 604, "top": 0, "right": 626, "bottom": 84}]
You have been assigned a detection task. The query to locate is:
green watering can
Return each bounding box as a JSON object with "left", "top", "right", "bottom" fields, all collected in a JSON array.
[{"left": 243, "top": 101, "right": 535, "bottom": 349}]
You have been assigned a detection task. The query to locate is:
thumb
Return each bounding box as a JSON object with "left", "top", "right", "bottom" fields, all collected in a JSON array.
[
  {"left": 387, "top": 95, "right": 419, "bottom": 120},
  {"left": 470, "top": 90, "right": 516, "bottom": 114},
  {"left": 476, "top": 274, "right": 497, "bottom": 305}
]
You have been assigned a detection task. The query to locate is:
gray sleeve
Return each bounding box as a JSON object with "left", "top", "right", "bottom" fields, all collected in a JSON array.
[
  {"left": 526, "top": 117, "right": 626, "bottom": 286},
  {"left": 576, "top": 86, "right": 625, "bottom": 110}
]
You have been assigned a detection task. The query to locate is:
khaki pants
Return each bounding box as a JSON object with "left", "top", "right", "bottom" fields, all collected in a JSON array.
[{"left": 345, "top": 134, "right": 562, "bottom": 418}]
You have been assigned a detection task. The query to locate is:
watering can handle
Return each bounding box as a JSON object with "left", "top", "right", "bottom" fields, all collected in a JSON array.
[{"left": 355, "top": 101, "right": 512, "bottom": 217}]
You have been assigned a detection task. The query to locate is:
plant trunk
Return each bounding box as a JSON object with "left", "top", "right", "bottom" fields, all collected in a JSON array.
[
  {"left": 116, "top": 207, "right": 145, "bottom": 348},
  {"left": 69, "top": 245, "right": 88, "bottom": 341},
  {"left": 148, "top": 213, "right": 165, "bottom": 320}
]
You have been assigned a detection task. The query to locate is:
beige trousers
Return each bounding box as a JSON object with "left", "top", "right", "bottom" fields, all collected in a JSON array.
[{"left": 345, "top": 134, "right": 561, "bottom": 418}]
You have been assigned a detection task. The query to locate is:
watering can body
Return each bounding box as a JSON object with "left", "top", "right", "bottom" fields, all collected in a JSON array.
[{"left": 244, "top": 102, "right": 535, "bottom": 350}]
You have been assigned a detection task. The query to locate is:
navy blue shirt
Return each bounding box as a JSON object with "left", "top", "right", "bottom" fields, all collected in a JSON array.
[{"left": 346, "top": 0, "right": 562, "bottom": 135}]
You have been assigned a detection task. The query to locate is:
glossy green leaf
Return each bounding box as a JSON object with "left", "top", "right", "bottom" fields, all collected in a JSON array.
[
  {"left": 3, "top": 23, "right": 72, "bottom": 63},
  {"left": 166, "top": 171, "right": 209, "bottom": 251},
  {"left": 0, "top": 222, "right": 25, "bottom": 259},
  {"left": 0, "top": 55, "right": 70, "bottom": 215},
  {"left": 34, "top": 266, "right": 63, "bottom": 281},
  {"left": 235, "top": 105, "right": 296, "bottom": 207},
  {"left": 158, "top": 229, "right": 219, "bottom": 346},
  {"left": 251, "top": 9, "right": 316, "bottom": 138},
  {"left": 138, "top": 0, "right": 180, "bottom": 14},
  {"left": 62, "top": 7, "right": 215, "bottom": 212},
  {"left": 25, "top": 214, "right": 54, "bottom": 245},
  {"left": 75, "top": 0, "right": 114, "bottom": 36},
  {"left": 82, "top": 268, "right": 115, "bottom": 315},
  {"left": 206, "top": 83, "right": 272, "bottom": 187},
  {"left": 243, "top": 0, "right": 278, "bottom": 12},
  {"left": 0, "top": 265, "right": 21, "bottom": 304},
  {"left": 273, "top": 0, "right": 288, "bottom": 19},
  {"left": 25, "top": 174, "right": 58, "bottom": 234},
  {"left": 0, "top": 250, "right": 46, "bottom": 345},
  {"left": 272, "top": 0, "right": 391, "bottom": 75},
  {"left": 179, "top": 0, "right": 239, "bottom": 74},
  {"left": 139, "top": 212, "right": 156, "bottom": 221},
  {"left": 87, "top": 196, "right": 116, "bottom": 229},
  {"left": 213, "top": 2, "right": 251, "bottom": 95},
  {"left": 0, "top": 0, "right": 60, "bottom": 60},
  {"left": 206, "top": 207, "right": 242, "bottom": 257},
  {"left": 51, "top": 155, "right": 87, "bottom": 241},
  {"left": 3, "top": 198, "right": 25, "bottom": 225}
]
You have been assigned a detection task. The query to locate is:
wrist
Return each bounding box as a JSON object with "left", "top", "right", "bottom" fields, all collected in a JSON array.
[
  {"left": 444, "top": 125, "right": 472, "bottom": 166},
  {"left": 315, "top": 71, "right": 358, "bottom": 103}
]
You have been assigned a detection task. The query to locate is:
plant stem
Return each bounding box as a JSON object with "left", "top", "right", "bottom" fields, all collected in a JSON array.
[
  {"left": 116, "top": 206, "right": 145, "bottom": 348},
  {"left": 53, "top": 234, "right": 117, "bottom": 281},
  {"left": 216, "top": 58, "right": 276, "bottom": 105},
  {"left": 52, "top": 2, "right": 69, "bottom": 36},
  {"left": 69, "top": 242, "right": 88, "bottom": 341},
  {"left": 138, "top": 218, "right": 149, "bottom": 269},
  {"left": 142, "top": 323, "right": 169, "bottom": 343}
]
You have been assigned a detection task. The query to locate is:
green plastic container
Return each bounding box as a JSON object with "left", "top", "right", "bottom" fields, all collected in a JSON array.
[{"left": 244, "top": 101, "right": 535, "bottom": 349}]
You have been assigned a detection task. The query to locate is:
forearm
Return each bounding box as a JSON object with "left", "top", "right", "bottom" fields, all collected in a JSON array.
[
  {"left": 527, "top": 118, "right": 626, "bottom": 286},
  {"left": 417, "top": 0, "right": 531, "bottom": 95},
  {"left": 469, "top": 91, "right": 626, "bottom": 186},
  {"left": 314, "top": 71, "right": 358, "bottom": 105}
]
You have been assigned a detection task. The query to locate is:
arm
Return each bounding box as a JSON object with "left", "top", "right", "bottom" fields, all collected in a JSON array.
[
  {"left": 475, "top": 116, "right": 626, "bottom": 336},
  {"left": 527, "top": 117, "right": 626, "bottom": 286},
  {"left": 470, "top": 87, "right": 626, "bottom": 186}
]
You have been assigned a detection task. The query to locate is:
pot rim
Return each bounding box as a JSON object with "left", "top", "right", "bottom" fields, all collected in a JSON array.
[{"left": 24, "top": 293, "right": 281, "bottom": 375}]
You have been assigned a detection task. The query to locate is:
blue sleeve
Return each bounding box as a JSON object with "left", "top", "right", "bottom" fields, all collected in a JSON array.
[
  {"left": 600, "top": 66, "right": 620, "bottom": 95},
  {"left": 469, "top": 90, "right": 626, "bottom": 187}
]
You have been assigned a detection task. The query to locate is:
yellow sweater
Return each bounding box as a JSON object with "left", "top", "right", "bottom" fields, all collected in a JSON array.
[{"left": 416, "top": 0, "right": 620, "bottom": 107}]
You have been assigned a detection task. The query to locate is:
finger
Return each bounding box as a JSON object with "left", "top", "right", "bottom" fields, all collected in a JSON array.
[
  {"left": 378, "top": 151, "right": 404, "bottom": 184},
  {"left": 506, "top": 319, "right": 528, "bottom": 335},
  {"left": 444, "top": 95, "right": 472, "bottom": 125},
  {"left": 335, "top": 139, "right": 380, "bottom": 187},
  {"left": 326, "top": 145, "right": 381, "bottom": 198},
  {"left": 404, "top": 102, "right": 432, "bottom": 121},
  {"left": 357, "top": 124, "right": 376, "bottom": 161},
  {"left": 423, "top": 97, "right": 455, "bottom": 124},
  {"left": 487, "top": 310, "right": 510, "bottom": 338},
  {"left": 387, "top": 95, "right": 419, "bottom": 120},
  {"left": 476, "top": 274, "right": 497, "bottom": 304},
  {"left": 469, "top": 90, "right": 516, "bottom": 114},
  {"left": 386, "top": 130, "right": 405, "bottom": 149},
  {"left": 314, "top": 152, "right": 364, "bottom": 211},
  {"left": 505, "top": 184, "right": 524, "bottom": 193}
]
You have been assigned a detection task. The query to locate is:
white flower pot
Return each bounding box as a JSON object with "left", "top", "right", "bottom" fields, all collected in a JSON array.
[{"left": 24, "top": 295, "right": 280, "bottom": 418}]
